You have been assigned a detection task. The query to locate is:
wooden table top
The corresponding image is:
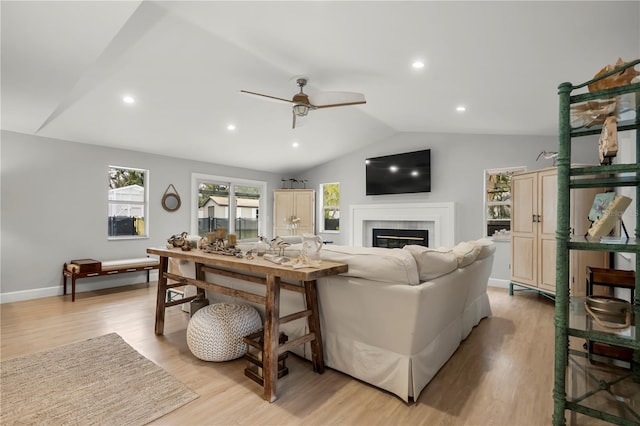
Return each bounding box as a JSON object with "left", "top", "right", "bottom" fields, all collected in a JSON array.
[{"left": 147, "top": 246, "right": 348, "bottom": 281}]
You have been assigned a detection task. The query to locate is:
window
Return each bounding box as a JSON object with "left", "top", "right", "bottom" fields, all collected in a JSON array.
[
  {"left": 191, "top": 173, "right": 266, "bottom": 241},
  {"left": 319, "top": 182, "right": 340, "bottom": 232},
  {"left": 484, "top": 167, "right": 525, "bottom": 239},
  {"left": 108, "top": 166, "right": 148, "bottom": 239}
]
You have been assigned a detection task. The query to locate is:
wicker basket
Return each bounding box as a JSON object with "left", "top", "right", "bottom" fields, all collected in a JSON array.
[{"left": 585, "top": 296, "right": 632, "bottom": 325}]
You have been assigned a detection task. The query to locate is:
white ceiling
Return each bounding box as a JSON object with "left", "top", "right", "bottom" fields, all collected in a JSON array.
[{"left": 2, "top": 1, "right": 639, "bottom": 174}]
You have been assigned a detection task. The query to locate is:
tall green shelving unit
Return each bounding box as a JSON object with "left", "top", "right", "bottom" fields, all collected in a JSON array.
[{"left": 553, "top": 60, "right": 640, "bottom": 425}]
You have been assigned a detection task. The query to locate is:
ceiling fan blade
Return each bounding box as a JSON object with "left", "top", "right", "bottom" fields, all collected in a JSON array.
[
  {"left": 240, "top": 90, "right": 292, "bottom": 104},
  {"left": 309, "top": 91, "right": 366, "bottom": 108}
]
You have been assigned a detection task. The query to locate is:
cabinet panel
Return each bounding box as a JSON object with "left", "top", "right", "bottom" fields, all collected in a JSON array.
[
  {"left": 539, "top": 238, "right": 557, "bottom": 292},
  {"left": 539, "top": 170, "right": 558, "bottom": 237},
  {"left": 512, "top": 236, "right": 536, "bottom": 285},
  {"left": 512, "top": 174, "right": 536, "bottom": 234}
]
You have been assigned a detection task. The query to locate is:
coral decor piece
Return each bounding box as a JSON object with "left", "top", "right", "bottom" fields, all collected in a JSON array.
[
  {"left": 588, "top": 58, "right": 640, "bottom": 92},
  {"left": 598, "top": 116, "right": 618, "bottom": 165},
  {"left": 167, "top": 231, "right": 189, "bottom": 249},
  {"left": 570, "top": 98, "right": 617, "bottom": 128}
]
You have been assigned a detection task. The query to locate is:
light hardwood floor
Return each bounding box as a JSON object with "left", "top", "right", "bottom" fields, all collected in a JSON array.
[{"left": 0, "top": 284, "right": 615, "bottom": 425}]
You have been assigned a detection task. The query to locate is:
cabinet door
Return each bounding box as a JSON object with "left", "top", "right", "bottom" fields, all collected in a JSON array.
[
  {"left": 294, "top": 190, "right": 315, "bottom": 232},
  {"left": 273, "top": 191, "right": 294, "bottom": 237},
  {"left": 538, "top": 170, "right": 558, "bottom": 292},
  {"left": 511, "top": 173, "right": 538, "bottom": 286}
]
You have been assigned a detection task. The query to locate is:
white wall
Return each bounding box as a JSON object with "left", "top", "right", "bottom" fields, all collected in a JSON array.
[
  {"left": 0, "top": 130, "right": 282, "bottom": 301},
  {"left": 302, "top": 131, "right": 601, "bottom": 281},
  {"left": 1, "top": 128, "right": 603, "bottom": 300}
]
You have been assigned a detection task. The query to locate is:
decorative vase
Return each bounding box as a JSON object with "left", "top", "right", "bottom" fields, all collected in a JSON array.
[{"left": 256, "top": 236, "right": 268, "bottom": 256}]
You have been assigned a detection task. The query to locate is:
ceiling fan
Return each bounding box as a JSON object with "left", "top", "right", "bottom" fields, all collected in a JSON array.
[{"left": 241, "top": 78, "right": 366, "bottom": 129}]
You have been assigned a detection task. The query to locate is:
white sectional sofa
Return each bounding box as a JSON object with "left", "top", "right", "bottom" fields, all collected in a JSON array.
[{"left": 180, "top": 239, "right": 495, "bottom": 402}]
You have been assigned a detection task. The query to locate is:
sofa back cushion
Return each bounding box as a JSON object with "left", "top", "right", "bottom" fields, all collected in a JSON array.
[
  {"left": 470, "top": 239, "right": 496, "bottom": 260},
  {"left": 402, "top": 245, "right": 458, "bottom": 281},
  {"left": 451, "top": 241, "right": 481, "bottom": 268},
  {"left": 320, "top": 245, "right": 420, "bottom": 285}
]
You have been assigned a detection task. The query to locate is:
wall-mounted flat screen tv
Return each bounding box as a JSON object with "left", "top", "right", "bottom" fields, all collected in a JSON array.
[{"left": 365, "top": 149, "right": 431, "bottom": 195}]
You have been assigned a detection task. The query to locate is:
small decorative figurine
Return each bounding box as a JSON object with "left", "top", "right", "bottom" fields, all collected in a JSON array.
[{"left": 167, "top": 232, "right": 188, "bottom": 248}]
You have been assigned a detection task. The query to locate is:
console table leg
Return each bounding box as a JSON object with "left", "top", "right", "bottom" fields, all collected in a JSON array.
[
  {"left": 263, "top": 274, "right": 280, "bottom": 402},
  {"left": 155, "top": 256, "right": 169, "bottom": 335},
  {"left": 304, "top": 280, "right": 325, "bottom": 373}
]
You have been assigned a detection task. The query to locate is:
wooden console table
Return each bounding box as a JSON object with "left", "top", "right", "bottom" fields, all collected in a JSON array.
[{"left": 147, "top": 246, "right": 348, "bottom": 402}]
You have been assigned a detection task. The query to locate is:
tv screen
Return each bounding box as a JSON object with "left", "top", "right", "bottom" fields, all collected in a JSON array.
[{"left": 365, "top": 149, "right": 431, "bottom": 195}]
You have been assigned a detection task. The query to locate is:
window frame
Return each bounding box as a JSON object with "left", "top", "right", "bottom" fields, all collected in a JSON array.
[
  {"left": 318, "top": 182, "right": 340, "bottom": 234},
  {"left": 190, "top": 173, "right": 267, "bottom": 240},
  {"left": 107, "top": 165, "right": 149, "bottom": 240}
]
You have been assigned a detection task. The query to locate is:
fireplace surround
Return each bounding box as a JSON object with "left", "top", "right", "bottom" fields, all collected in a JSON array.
[{"left": 350, "top": 203, "right": 455, "bottom": 248}]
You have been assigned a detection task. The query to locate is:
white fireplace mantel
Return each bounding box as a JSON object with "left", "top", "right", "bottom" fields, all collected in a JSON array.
[{"left": 349, "top": 202, "right": 456, "bottom": 248}]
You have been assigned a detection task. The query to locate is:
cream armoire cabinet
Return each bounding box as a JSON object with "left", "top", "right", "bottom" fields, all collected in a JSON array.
[
  {"left": 273, "top": 189, "right": 315, "bottom": 237},
  {"left": 510, "top": 167, "right": 607, "bottom": 296}
]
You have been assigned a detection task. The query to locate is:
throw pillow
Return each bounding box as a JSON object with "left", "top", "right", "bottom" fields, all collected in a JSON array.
[{"left": 402, "top": 245, "right": 458, "bottom": 281}]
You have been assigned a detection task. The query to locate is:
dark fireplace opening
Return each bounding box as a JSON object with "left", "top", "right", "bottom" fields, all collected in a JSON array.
[{"left": 372, "top": 228, "right": 429, "bottom": 249}]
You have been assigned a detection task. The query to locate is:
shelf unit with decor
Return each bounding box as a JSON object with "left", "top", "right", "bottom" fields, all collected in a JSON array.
[{"left": 552, "top": 60, "right": 640, "bottom": 425}]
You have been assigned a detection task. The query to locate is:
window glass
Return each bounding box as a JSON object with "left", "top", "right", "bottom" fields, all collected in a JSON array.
[
  {"left": 198, "top": 182, "right": 229, "bottom": 238},
  {"left": 193, "top": 173, "right": 267, "bottom": 241},
  {"left": 108, "top": 166, "right": 148, "bottom": 239},
  {"left": 320, "top": 182, "right": 340, "bottom": 232},
  {"left": 484, "top": 167, "right": 525, "bottom": 239}
]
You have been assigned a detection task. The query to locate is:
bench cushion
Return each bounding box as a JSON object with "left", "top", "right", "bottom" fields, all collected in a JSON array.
[
  {"left": 101, "top": 258, "right": 159, "bottom": 271},
  {"left": 67, "top": 257, "right": 158, "bottom": 273}
]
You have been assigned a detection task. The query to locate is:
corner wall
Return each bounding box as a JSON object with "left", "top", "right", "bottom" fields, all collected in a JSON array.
[{"left": 0, "top": 130, "right": 281, "bottom": 301}]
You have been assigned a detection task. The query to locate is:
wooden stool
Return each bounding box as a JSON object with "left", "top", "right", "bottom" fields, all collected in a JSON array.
[{"left": 243, "top": 331, "right": 289, "bottom": 386}]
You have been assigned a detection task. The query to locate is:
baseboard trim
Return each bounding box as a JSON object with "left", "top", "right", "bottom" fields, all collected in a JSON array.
[
  {"left": 0, "top": 286, "right": 61, "bottom": 304},
  {"left": 488, "top": 278, "right": 510, "bottom": 289},
  {"left": 1, "top": 271, "right": 158, "bottom": 304}
]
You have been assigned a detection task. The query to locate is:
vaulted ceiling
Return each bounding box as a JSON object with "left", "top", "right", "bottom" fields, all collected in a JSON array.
[{"left": 2, "top": 1, "right": 639, "bottom": 173}]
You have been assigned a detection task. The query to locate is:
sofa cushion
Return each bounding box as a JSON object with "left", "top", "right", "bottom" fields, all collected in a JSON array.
[
  {"left": 320, "top": 245, "right": 420, "bottom": 285},
  {"left": 470, "top": 239, "right": 496, "bottom": 260},
  {"left": 452, "top": 241, "right": 481, "bottom": 267},
  {"left": 402, "top": 245, "right": 458, "bottom": 281}
]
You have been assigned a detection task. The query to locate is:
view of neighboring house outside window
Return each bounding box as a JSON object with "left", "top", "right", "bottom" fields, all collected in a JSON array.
[
  {"left": 320, "top": 182, "right": 340, "bottom": 232},
  {"left": 108, "top": 166, "right": 148, "bottom": 238},
  {"left": 193, "top": 173, "right": 266, "bottom": 241}
]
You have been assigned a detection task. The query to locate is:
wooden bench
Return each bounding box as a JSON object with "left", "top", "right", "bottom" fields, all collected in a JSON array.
[{"left": 63, "top": 257, "right": 159, "bottom": 301}]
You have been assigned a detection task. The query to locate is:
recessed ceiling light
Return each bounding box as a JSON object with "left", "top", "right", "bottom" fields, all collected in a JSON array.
[
  {"left": 412, "top": 61, "right": 425, "bottom": 69},
  {"left": 292, "top": 141, "right": 299, "bottom": 148},
  {"left": 456, "top": 106, "right": 466, "bottom": 112},
  {"left": 227, "top": 124, "right": 236, "bottom": 131},
  {"left": 122, "top": 95, "right": 135, "bottom": 104},
  {"left": 389, "top": 165, "right": 398, "bottom": 173}
]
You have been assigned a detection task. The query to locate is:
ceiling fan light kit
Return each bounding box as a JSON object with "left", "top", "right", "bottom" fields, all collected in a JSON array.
[{"left": 241, "top": 77, "right": 366, "bottom": 128}]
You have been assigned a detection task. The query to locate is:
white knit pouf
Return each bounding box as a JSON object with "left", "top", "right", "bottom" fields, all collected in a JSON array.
[{"left": 186, "top": 302, "right": 262, "bottom": 362}]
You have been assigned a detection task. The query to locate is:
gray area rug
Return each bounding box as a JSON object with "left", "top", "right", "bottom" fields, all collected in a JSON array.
[{"left": 1, "top": 333, "right": 198, "bottom": 425}]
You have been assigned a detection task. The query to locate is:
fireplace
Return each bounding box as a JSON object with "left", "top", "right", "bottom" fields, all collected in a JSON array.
[{"left": 372, "top": 228, "right": 428, "bottom": 248}]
